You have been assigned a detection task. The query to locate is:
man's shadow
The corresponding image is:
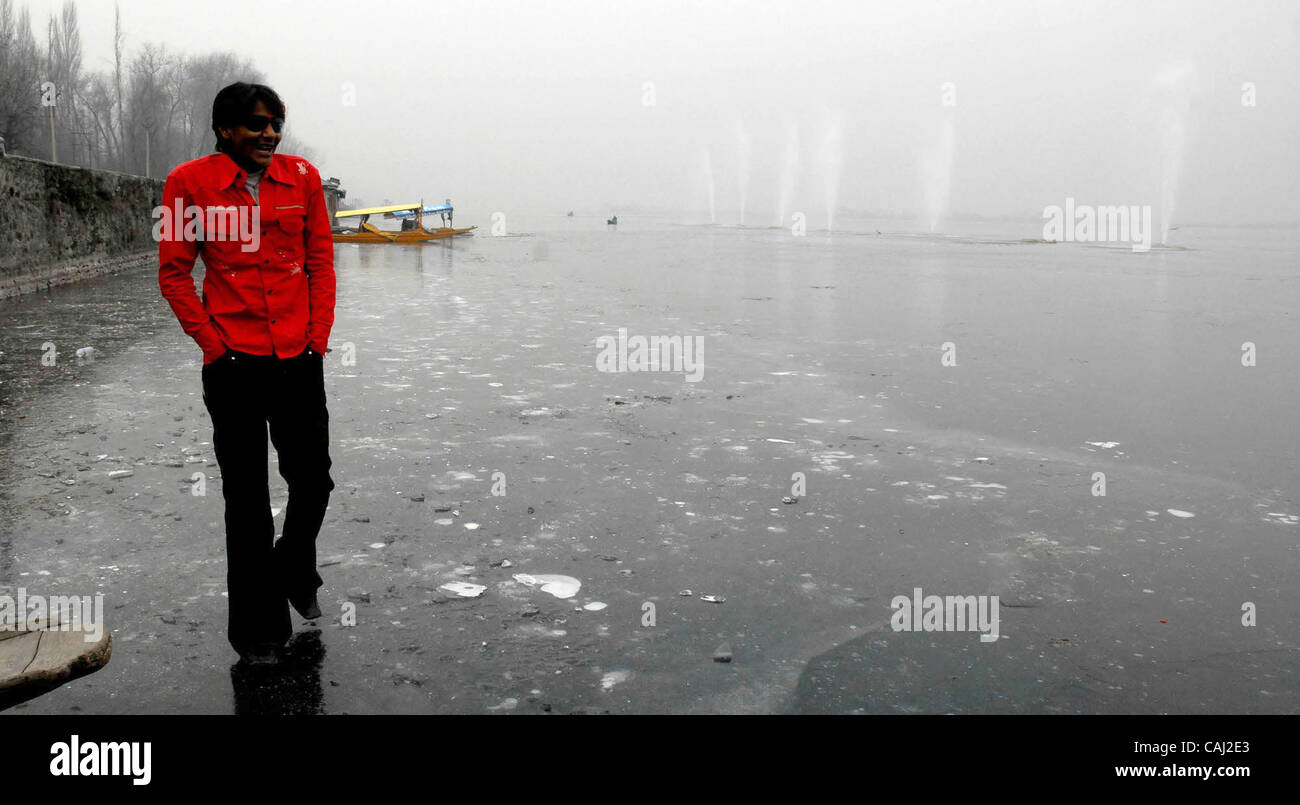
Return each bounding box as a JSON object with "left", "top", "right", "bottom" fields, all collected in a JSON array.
[{"left": 230, "top": 629, "right": 326, "bottom": 715}]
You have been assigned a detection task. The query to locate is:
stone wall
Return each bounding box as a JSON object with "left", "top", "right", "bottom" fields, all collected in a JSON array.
[{"left": 0, "top": 153, "right": 163, "bottom": 299}]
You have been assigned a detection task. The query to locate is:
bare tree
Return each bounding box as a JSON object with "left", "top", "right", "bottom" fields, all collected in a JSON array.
[
  {"left": 0, "top": 0, "right": 41, "bottom": 155},
  {"left": 179, "top": 52, "right": 265, "bottom": 159},
  {"left": 82, "top": 72, "right": 121, "bottom": 170},
  {"left": 125, "top": 42, "right": 171, "bottom": 175},
  {"left": 0, "top": 0, "right": 320, "bottom": 176},
  {"left": 112, "top": 2, "right": 124, "bottom": 169},
  {"left": 45, "top": 1, "right": 85, "bottom": 164}
]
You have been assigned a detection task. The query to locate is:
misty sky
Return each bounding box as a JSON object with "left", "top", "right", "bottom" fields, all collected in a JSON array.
[{"left": 23, "top": 0, "right": 1300, "bottom": 226}]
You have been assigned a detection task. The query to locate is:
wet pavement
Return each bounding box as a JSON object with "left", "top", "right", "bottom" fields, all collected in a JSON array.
[{"left": 1, "top": 216, "right": 1297, "bottom": 713}]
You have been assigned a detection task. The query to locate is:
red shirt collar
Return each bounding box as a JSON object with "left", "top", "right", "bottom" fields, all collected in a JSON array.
[{"left": 209, "top": 151, "right": 299, "bottom": 190}]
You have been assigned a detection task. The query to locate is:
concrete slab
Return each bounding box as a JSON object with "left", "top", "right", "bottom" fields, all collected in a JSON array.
[{"left": 0, "top": 628, "right": 112, "bottom": 711}]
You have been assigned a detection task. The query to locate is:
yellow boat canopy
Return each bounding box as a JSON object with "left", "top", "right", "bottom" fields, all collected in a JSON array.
[{"left": 335, "top": 203, "right": 422, "bottom": 219}]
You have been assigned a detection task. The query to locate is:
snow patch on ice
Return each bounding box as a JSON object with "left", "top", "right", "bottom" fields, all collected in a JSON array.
[
  {"left": 513, "top": 573, "right": 582, "bottom": 599},
  {"left": 439, "top": 582, "right": 487, "bottom": 598}
]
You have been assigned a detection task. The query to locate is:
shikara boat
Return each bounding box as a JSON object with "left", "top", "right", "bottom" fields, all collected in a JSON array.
[{"left": 332, "top": 201, "right": 476, "bottom": 243}]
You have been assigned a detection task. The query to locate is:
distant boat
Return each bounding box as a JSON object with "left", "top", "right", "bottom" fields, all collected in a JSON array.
[
  {"left": 607, "top": 215, "right": 618, "bottom": 225},
  {"left": 567, "top": 210, "right": 574, "bottom": 217},
  {"left": 332, "top": 201, "right": 476, "bottom": 243}
]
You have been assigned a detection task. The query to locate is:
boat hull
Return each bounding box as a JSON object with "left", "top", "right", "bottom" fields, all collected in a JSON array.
[{"left": 332, "top": 225, "right": 476, "bottom": 244}]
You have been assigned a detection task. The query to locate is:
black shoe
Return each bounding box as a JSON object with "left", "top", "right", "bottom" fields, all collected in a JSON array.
[
  {"left": 236, "top": 645, "right": 281, "bottom": 666},
  {"left": 288, "top": 591, "right": 322, "bottom": 620}
]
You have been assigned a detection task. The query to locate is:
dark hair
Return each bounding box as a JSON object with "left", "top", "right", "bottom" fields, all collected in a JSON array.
[{"left": 211, "top": 82, "right": 285, "bottom": 152}]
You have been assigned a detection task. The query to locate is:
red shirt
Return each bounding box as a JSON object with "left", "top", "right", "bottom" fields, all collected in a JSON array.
[{"left": 158, "top": 151, "right": 336, "bottom": 364}]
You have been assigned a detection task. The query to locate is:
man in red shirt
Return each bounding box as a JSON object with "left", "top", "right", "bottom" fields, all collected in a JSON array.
[{"left": 158, "top": 82, "right": 336, "bottom": 666}]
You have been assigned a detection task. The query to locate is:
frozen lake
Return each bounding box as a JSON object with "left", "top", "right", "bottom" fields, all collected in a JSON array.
[{"left": 1, "top": 215, "right": 1297, "bottom": 713}]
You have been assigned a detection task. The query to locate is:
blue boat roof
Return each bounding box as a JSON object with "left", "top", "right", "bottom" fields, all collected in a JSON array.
[{"left": 390, "top": 203, "right": 453, "bottom": 218}]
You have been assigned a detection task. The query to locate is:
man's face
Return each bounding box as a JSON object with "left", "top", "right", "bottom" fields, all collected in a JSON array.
[{"left": 220, "top": 100, "right": 281, "bottom": 171}]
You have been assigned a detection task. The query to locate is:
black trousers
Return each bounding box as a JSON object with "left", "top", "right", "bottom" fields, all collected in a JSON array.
[{"left": 201, "top": 348, "right": 335, "bottom": 653}]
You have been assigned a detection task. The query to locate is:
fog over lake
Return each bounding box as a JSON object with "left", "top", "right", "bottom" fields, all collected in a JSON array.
[{"left": 20, "top": 0, "right": 1299, "bottom": 228}]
